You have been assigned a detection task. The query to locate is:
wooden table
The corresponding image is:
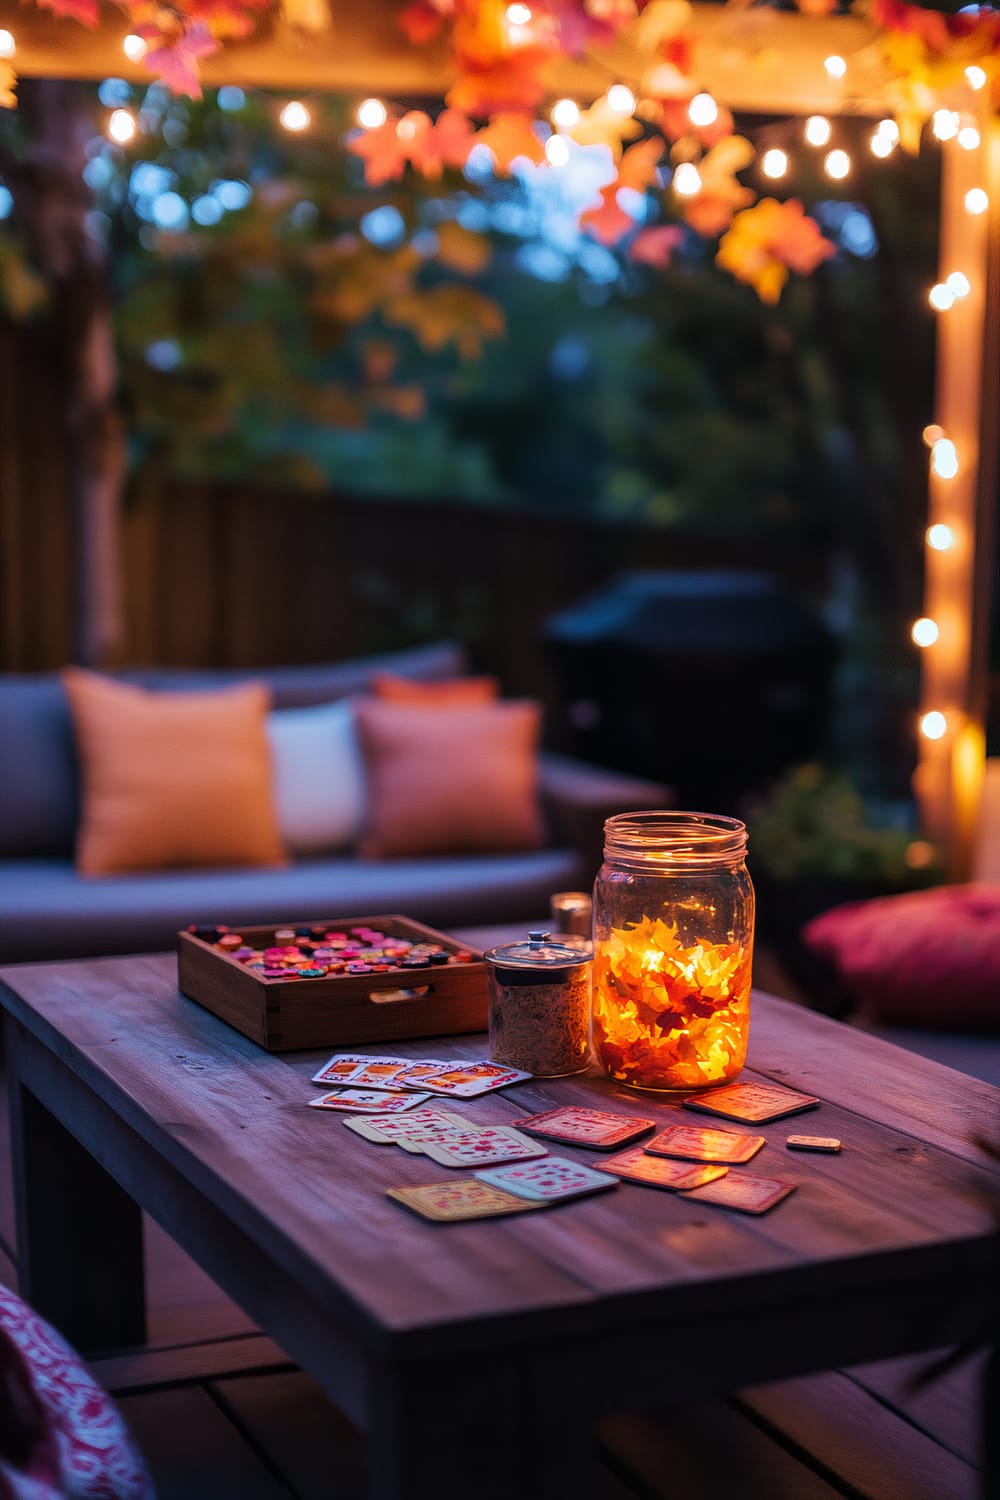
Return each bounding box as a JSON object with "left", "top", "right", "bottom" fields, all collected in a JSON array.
[{"left": 2, "top": 951, "right": 999, "bottom": 1499}]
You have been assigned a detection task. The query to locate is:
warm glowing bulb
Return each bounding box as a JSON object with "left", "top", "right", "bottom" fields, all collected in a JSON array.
[
  {"left": 122, "top": 33, "right": 147, "bottom": 61},
  {"left": 607, "top": 84, "right": 636, "bottom": 115},
  {"left": 280, "top": 101, "right": 310, "bottom": 132},
  {"left": 876, "top": 118, "right": 899, "bottom": 143},
  {"left": 929, "top": 283, "right": 955, "bottom": 310},
  {"left": 688, "top": 92, "right": 718, "bottom": 128},
  {"left": 920, "top": 710, "right": 947, "bottom": 740},
  {"left": 911, "top": 617, "right": 940, "bottom": 647},
  {"left": 931, "top": 438, "right": 959, "bottom": 478},
  {"left": 871, "top": 133, "right": 894, "bottom": 159},
  {"left": 673, "top": 161, "right": 702, "bottom": 196},
  {"left": 357, "top": 97, "right": 387, "bottom": 129},
  {"left": 926, "top": 523, "right": 954, "bottom": 550},
  {"left": 824, "top": 148, "right": 850, "bottom": 179},
  {"left": 551, "top": 97, "right": 579, "bottom": 129},
  {"left": 506, "top": 3, "right": 532, "bottom": 22},
  {"left": 958, "top": 125, "right": 981, "bottom": 151},
  {"left": 805, "top": 115, "right": 832, "bottom": 147},
  {"left": 544, "top": 134, "right": 570, "bottom": 166},
  {"left": 107, "top": 108, "right": 137, "bottom": 144},
  {"left": 824, "top": 54, "right": 847, "bottom": 80},
  {"left": 762, "top": 148, "right": 788, "bottom": 179},
  {"left": 0, "top": 29, "right": 14, "bottom": 58},
  {"left": 946, "top": 271, "right": 970, "bottom": 299},
  {"left": 965, "top": 187, "right": 989, "bottom": 215},
  {"left": 932, "top": 109, "right": 959, "bottom": 141},
  {"left": 966, "top": 64, "right": 987, "bottom": 90},
  {"left": 922, "top": 424, "right": 945, "bottom": 447}
]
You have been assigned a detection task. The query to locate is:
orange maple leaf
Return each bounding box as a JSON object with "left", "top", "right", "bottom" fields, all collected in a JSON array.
[
  {"left": 677, "top": 134, "right": 755, "bottom": 237},
  {"left": 408, "top": 108, "right": 476, "bottom": 176},
  {"left": 581, "top": 187, "right": 634, "bottom": 246},
  {"left": 474, "top": 111, "right": 545, "bottom": 172},
  {"left": 716, "top": 198, "right": 834, "bottom": 303},
  {"left": 347, "top": 120, "right": 410, "bottom": 186},
  {"left": 618, "top": 134, "right": 666, "bottom": 192},
  {"left": 447, "top": 49, "right": 552, "bottom": 116},
  {"left": 399, "top": 0, "right": 446, "bottom": 44}
]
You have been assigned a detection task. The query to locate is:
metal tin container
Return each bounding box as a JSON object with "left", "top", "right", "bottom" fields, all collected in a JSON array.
[{"left": 483, "top": 930, "right": 592, "bottom": 1077}]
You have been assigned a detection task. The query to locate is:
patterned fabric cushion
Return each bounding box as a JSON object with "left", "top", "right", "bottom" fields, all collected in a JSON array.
[{"left": 0, "top": 1284, "right": 153, "bottom": 1499}]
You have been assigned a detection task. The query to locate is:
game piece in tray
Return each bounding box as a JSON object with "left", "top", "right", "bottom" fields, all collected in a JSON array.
[
  {"left": 475, "top": 1156, "right": 618, "bottom": 1203},
  {"left": 602, "top": 1145, "right": 728, "bottom": 1191},
  {"left": 684, "top": 1081, "right": 820, "bottom": 1125},
  {"left": 645, "top": 1123, "right": 766, "bottom": 1164},
  {"left": 678, "top": 1169, "right": 798, "bottom": 1214},
  {"left": 387, "top": 1180, "right": 545, "bottom": 1223},
  {"left": 512, "top": 1106, "right": 656, "bottom": 1151}
]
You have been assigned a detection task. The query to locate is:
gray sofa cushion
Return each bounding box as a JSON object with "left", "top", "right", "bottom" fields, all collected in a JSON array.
[
  {"left": 0, "top": 641, "right": 466, "bottom": 859},
  {"left": 0, "top": 848, "right": 583, "bottom": 963}
]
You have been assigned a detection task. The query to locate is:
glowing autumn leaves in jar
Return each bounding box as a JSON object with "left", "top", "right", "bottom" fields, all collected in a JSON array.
[{"left": 593, "top": 916, "right": 752, "bottom": 1090}]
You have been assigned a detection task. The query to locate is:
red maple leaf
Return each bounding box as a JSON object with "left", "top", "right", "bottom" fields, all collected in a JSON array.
[
  {"left": 408, "top": 108, "right": 476, "bottom": 176},
  {"left": 399, "top": 0, "right": 446, "bottom": 45},
  {"left": 143, "top": 22, "right": 217, "bottom": 99},
  {"left": 581, "top": 187, "right": 633, "bottom": 246},
  {"left": 35, "top": 0, "right": 99, "bottom": 25},
  {"left": 630, "top": 224, "right": 684, "bottom": 267},
  {"left": 347, "top": 120, "right": 410, "bottom": 186}
]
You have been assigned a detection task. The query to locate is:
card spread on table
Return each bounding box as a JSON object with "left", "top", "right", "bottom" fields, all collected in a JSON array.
[
  {"left": 678, "top": 1168, "right": 798, "bottom": 1214},
  {"left": 645, "top": 1124, "right": 766, "bottom": 1165},
  {"left": 343, "top": 1110, "right": 472, "bottom": 1144},
  {"left": 421, "top": 1127, "right": 549, "bottom": 1169},
  {"left": 416, "top": 1062, "right": 532, "bottom": 1097},
  {"left": 387, "top": 1179, "right": 545, "bottom": 1223},
  {"left": 684, "top": 1081, "right": 820, "bottom": 1124},
  {"left": 475, "top": 1157, "right": 618, "bottom": 1203},
  {"left": 602, "top": 1146, "right": 729, "bottom": 1191},
  {"left": 307, "top": 1088, "right": 430, "bottom": 1113},
  {"left": 311, "top": 1054, "right": 436, "bottom": 1088},
  {"left": 512, "top": 1106, "right": 656, "bottom": 1151}
]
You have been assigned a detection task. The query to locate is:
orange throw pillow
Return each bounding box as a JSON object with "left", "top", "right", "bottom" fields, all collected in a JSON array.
[
  {"left": 63, "top": 670, "right": 286, "bottom": 876},
  {"left": 371, "top": 672, "right": 499, "bottom": 706},
  {"left": 356, "top": 698, "right": 544, "bottom": 857}
]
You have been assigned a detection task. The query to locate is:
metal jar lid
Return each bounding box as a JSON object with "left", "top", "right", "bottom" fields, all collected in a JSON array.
[{"left": 483, "top": 930, "right": 591, "bottom": 984}]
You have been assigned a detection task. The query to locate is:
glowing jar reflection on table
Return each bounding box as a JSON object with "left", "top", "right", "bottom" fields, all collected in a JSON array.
[{"left": 592, "top": 812, "right": 754, "bottom": 1091}]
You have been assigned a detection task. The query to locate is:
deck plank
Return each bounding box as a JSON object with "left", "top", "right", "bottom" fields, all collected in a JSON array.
[
  {"left": 845, "top": 1349, "right": 986, "bottom": 1468},
  {"left": 209, "top": 1369, "right": 367, "bottom": 1499},
  {"left": 117, "top": 1385, "right": 294, "bottom": 1500}
]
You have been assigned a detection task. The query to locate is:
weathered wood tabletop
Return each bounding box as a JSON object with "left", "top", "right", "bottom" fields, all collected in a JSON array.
[{"left": 2, "top": 951, "right": 999, "bottom": 1500}]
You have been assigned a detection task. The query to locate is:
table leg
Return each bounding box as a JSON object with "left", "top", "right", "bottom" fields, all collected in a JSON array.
[
  {"left": 367, "top": 1350, "right": 597, "bottom": 1500},
  {"left": 6, "top": 1019, "right": 146, "bottom": 1354}
]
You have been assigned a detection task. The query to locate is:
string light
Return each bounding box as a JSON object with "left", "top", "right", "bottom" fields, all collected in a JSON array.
[
  {"left": 505, "top": 3, "right": 532, "bottom": 22},
  {"left": 911, "top": 618, "right": 940, "bottom": 647},
  {"left": 545, "top": 134, "right": 570, "bottom": 166},
  {"left": 876, "top": 119, "right": 899, "bottom": 144},
  {"left": 122, "top": 33, "right": 147, "bottom": 61},
  {"left": 922, "top": 424, "right": 945, "bottom": 447},
  {"left": 824, "top": 55, "right": 847, "bottom": 80},
  {"left": 279, "top": 101, "right": 310, "bottom": 132},
  {"left": 762, "top": 148, "right": 788, "bottom": 179},
  {"left": 107, "top": 108, "right": 137, "bottom": 144},
  {"left": 871, "top": 132, "right": 894, "bottom": 158},
  {"left": 0, "top": 29, "right": 15, "bottom": 57},
  {"left": 932, "top": 109, "right": 959, "bottom": 141},
  {"left": 396, "top": 115, "right": 418, "bottom": 140},
  {"left": 357, "top": 98, "right": 387, "bottom": 129},
  {"left": 946, "top": 271, "right": 970, "bottom": 299},
  {"left": 824, "top": 148, "right": 850, "bottom": 180},
  {"left": 965, "top": 188, "right": 989, "bottom": 215},
  {"left": 551, "top": 98, "right": 580, "bottom": 129},
  {"left": 929, "top": 282, "right": 955, "bottom": 311},
  {"left": 931, "top": 438, "right": 959, "bottom": 478},
  {"left": 673, "top": 162, "right": 702, "bottom": 196},
  {"left": 965, "top": 65, "right": 987, "bottom": 90},
  {"left": 606, "top": 85, "right": 636, "bottom": 115},
  {"left": 805, "top": 116, "right": 832, "bottom": 147},
  {"left": 920, "top": 710, "right": 948, "bottom": 740},
  {"left": 688, "top": 93, "right": 718, "bottom": 128},
  {"left": 926, "top": 523, "right": 954, "bottom": 550},
  {"left": 958, "top": 125, "right": 981, "bottom": 151}
]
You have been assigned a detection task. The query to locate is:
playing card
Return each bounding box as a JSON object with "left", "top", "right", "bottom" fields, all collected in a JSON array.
[
  {"left": 475, "top": 1156, "right": 618, "bottom": 1202},
  {"left": 645, "top": 1124, "right": 766, "bottom": 1165},
  {"left": 307, "top": 1088, "right": 430, "bottom": 1113},
  {"left": 343, "top": 1110, "right": 471, "bottom": 1144},
  {"left": 512, "top": 1106, "right": 656, "bottom": 1151},
  {"left": 387, "top": 1179, "right": 545, "bottom": 1223},
  {"left": 416, "top": 1062, "right": 532, "bottom": 1097},
  {"left": 683, "top": 1081, "right": 820, "bottom": 1124},
  {"left": 310, "top": 1053, "right": 381, "bottom": 1084},
  {"left": 678, "top": 1168, "right": 798, "bottom": 1214},
  {"left": 391, "top": 1060, "right": 453, "bottom": 1087},
  {"left": 602, "top": 1146, "right": 728, "bottom": 1191},
  {"left": 786, "top": 1135, "right": 842, "bottom": 1153},
  {"left": 421, "top": 1127, "right": 549, "bottom": 1169}
]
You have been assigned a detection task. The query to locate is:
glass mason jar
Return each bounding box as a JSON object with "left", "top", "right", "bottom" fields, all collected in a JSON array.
[{"left": 592, "top": 811, "right": 754, "bottom": 1092}]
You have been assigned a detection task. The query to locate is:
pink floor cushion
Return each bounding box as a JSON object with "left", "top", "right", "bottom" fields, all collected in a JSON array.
[
  {"left": 803, "top": 883, "right": 1000, "bottom": 1030},
  {"left": 0, "top": 1284, "right": 153, "bottom": 1500}
]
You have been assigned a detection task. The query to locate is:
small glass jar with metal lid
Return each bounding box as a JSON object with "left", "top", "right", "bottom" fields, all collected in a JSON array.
[{"left": 483, "top": 930, "right": 592, "bottom": 1077}]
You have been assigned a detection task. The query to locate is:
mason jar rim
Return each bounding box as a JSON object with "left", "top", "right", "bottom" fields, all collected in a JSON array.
[{"left": 603, "top": 810, "right": 747, "bottom": 860}]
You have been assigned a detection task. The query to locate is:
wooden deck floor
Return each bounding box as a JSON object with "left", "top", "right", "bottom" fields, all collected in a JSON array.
[{"left": 0, "top": 1050, "right": 986, "bottom": 1499}]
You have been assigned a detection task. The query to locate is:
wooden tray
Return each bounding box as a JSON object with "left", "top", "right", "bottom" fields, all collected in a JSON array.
[{"left": 177, "top": 914, "right": 488, "bottom": 1052}]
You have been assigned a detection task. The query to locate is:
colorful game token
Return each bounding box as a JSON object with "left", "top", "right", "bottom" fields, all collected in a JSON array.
[{"left": 786, "top": 1135, "right": 842, "bottom": 1153}]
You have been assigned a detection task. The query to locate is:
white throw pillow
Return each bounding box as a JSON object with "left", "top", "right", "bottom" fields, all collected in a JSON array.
[{"left": 267, "top": 700, "right": 367, "bottom": 855}]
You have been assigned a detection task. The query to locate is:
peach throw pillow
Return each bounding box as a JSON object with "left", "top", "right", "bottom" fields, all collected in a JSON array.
[
  {"left": 355, "top": 698, "right": 544, "bottom": 857},
  {"left": 63, "top": 669, "right": 286, "bottom": 876},
  {"left": 372, "top": 672, "right": 499, "bottom": 706}
]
